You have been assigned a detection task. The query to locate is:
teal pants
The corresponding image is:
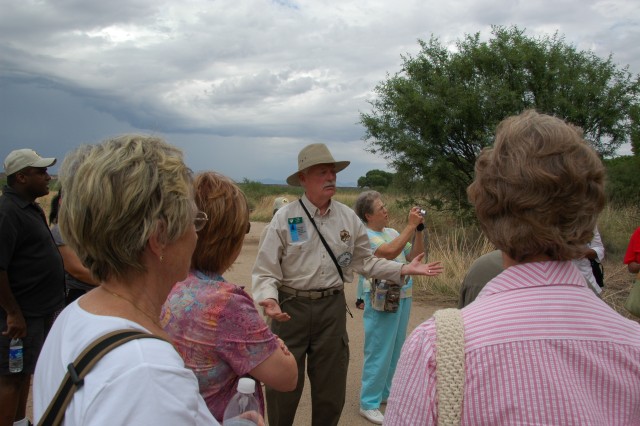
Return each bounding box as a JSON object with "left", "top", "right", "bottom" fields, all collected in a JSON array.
[{"left": 359, "top": 293, "right": 411, "bottom": 410}]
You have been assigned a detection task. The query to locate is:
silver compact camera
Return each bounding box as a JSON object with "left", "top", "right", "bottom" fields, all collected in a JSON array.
[{"left": 418, "top": 209, "right": 427, "bottom": 217}]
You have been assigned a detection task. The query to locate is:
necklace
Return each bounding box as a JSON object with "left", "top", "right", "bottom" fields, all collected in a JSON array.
[{"left": 101, "top": 287, "right": 161, "bottom": 328}]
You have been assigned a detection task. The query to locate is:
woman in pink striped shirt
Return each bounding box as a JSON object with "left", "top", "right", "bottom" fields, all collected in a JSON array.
[{"left": 385, "top": 110, "right": 640, "bottom": 425}]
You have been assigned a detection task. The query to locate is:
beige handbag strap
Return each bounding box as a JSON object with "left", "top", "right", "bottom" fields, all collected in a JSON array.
[{"left": 434, "top": 308, "right": 465, "bottom": 426}]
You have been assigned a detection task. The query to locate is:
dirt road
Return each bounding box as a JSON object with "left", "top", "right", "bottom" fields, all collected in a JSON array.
[
  {"left": 28, "top": 221, "right": 446, "bottom": 425},
  {"left": 228, "top": 222, "right": 448, "bottom": 425}
]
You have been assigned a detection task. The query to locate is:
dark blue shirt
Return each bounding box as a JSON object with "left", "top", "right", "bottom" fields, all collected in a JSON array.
[{"left": 0, "top": 185, "right": 64, "bottom": 317}]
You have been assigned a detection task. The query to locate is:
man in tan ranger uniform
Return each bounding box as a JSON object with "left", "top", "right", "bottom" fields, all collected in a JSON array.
[{"left": 251, "top": 143, "right": 443, "bottom": 426}]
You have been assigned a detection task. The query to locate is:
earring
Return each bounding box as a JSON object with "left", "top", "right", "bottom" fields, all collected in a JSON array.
[{"left": 160, "top": 254, "right": 164, "bottom": 262}]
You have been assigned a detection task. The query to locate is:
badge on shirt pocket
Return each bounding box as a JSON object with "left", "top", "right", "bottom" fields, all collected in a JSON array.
[{"left": 288, "top": 217, "right": 308, "bottom": 243}]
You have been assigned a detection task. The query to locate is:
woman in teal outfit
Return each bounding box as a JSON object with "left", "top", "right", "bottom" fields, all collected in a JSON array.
[{"left": 353, "top": 191, "right": 443, "bottom": 424}]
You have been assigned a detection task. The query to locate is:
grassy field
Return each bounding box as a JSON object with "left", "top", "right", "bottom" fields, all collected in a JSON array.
[
  {"left": 30, "top": 185, "right": 640, "bottom": 321},
  {"left": 249, "top": 190, "right": 640, "bottom": 321}
]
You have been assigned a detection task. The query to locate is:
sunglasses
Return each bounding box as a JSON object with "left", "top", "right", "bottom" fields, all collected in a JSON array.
[
  {"left": 194, "top": 211, "right": 208, "bottom": 232},
  {"left": 194, "top": 210, "right": 251, "bottom": 235}
]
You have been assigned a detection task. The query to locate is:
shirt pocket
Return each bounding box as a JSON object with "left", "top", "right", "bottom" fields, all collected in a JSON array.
[
  {"left": 286, "top": 240, "right": 313, "bottom": 254},
  {"left": 283, "top": 241, "right": 315, "bottom": 276}
]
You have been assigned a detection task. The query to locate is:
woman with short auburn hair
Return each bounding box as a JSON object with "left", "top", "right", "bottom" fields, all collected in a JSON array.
[
  {"left": 162, "top": 171, "right": 297, "bottom": 422},
  {"left": 191, "top": 171, "right": 251, "bottom": 274},
  {"left": 33, "top": 135, "right": 219, "bottom": 425},
  {"left": 385, "top": 110, "right": 640, "bottom": 425}
]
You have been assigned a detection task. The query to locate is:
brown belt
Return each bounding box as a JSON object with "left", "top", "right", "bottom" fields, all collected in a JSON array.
[{"left": 279, "top": 284, "right": 344, "bottom": 300}]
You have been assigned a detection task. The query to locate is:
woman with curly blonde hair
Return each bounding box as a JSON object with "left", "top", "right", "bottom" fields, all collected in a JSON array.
[{"left": 34, "top": 135, "right": 218, "bottom": 425}]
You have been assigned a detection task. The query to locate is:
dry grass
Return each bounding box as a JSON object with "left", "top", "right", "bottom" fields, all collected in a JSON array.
[
  {"left": 250, "top": 193, "right": 300, "bottom": 222},
  {"left": 342, "top": 193, "right": 640, "bottom": 320},
  {"left": 40, "top": 187, "right": 639, "bottom": 320},
  {"left": 597, "top": 203, "right": 640, "bottom": 322},
  {"left": 600, "top": 262, "right": 640, "bottom": 323},
  {"left": 412, "top": 229, "right": 495, "bottom": 305},
  {"left": 250, "top": 190, "right": 640, "bottom": 320},
  {"left": 599, "top": 204, "right": 640, "bottom": 257},
  {"left": 410, "top": 227, "right": 640, "bottom": 322},
  {"left": 249, "top": 192, "right": 362, "bottom": 222},
  {"left": 38, "top": 191, "right": 56, "bottom": 221}
]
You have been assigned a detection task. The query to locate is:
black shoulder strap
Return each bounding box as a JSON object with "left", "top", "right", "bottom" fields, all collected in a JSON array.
[
  {"left": 298, "top": 199, "right": 344, "bottom": 282},
  {"left": 38, "top": 330, "right": 167, "bottom": 426}
]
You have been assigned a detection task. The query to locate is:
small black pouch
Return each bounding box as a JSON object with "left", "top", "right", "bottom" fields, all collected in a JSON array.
[{"left": 590, "top": 258, "right": 604, "bottom": 287}]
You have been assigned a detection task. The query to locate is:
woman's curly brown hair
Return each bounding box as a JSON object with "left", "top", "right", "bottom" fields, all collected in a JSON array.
[{"left": 467, "top": 110, "right": 605, "bottom": 262}]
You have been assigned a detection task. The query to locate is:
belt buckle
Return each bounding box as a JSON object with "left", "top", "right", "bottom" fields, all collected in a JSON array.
[{"left": 309, "top": 291, "right": 323, "bottom": 300}]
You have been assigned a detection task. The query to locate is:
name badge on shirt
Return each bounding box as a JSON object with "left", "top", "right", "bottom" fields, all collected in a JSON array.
[{"left": 288, "top": 217, "right": 308, "bottom": 243}]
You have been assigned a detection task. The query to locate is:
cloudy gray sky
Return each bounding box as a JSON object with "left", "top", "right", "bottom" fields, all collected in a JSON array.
[{"left": 1, "top": 0, "right": 638, "bottom": 185}]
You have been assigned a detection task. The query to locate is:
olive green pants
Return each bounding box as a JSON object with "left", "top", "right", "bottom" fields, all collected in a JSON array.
[{"left": 266, "top": 290, "right": 349, "bottom": 426}]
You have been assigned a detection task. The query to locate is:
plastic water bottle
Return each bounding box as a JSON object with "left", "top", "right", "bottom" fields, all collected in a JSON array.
[
  {"left": 372, "top": 280, "right": 388, "bottom": 311},
  {"left": 222, "top": 377, "right": 260, "bottom": 426},
  {"left": 9, "top": 338, "right": 23, "bottom": 373}
]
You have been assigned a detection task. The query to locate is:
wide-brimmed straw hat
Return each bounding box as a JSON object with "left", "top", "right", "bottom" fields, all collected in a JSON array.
[{"left": 286, "top": 143, "right": 350, "bottom": 186}]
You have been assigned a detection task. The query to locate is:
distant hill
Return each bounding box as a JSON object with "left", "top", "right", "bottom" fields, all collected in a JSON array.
[
  {"left": 256, "top": 177, "right": 358, "bottom": 188},
  {"left": 259, "top": 178, "right": 287, "bottom": 185}
]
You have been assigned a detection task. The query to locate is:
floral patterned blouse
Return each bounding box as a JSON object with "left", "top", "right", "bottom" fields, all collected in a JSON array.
[{"left": 161, "top": 270, "right": 279, "bottom": 421}]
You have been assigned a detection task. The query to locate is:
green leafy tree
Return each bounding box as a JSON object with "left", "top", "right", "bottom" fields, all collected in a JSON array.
[
  {"left": 361, "top": 25, "right": 640, "bottom": 212},
  {"left": 357, "top": 169, "right": 395, "bottom": 189},
  {"left": 604, "top": 155, "right": 640, "bottom": 206}
]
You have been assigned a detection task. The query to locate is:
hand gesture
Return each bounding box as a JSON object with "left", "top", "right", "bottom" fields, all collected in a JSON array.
[
  {"left": 423, "top": 261, "right": 444, "bottom": 276},
  {"left": 259, "top": 298, "right": 291, "bottom": 322},
  {"left": 401, "top": 254, "right": 444, "bottom": 277}
]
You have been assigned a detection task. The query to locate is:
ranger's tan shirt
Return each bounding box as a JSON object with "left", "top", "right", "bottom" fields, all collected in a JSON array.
[{"left": 252, "top": 194, "right": 403, "bottom": 302}]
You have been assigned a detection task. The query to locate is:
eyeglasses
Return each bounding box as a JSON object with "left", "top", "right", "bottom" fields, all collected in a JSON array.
[{"left": 194, "top": 211, "right": 208, "bottom": 232}]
